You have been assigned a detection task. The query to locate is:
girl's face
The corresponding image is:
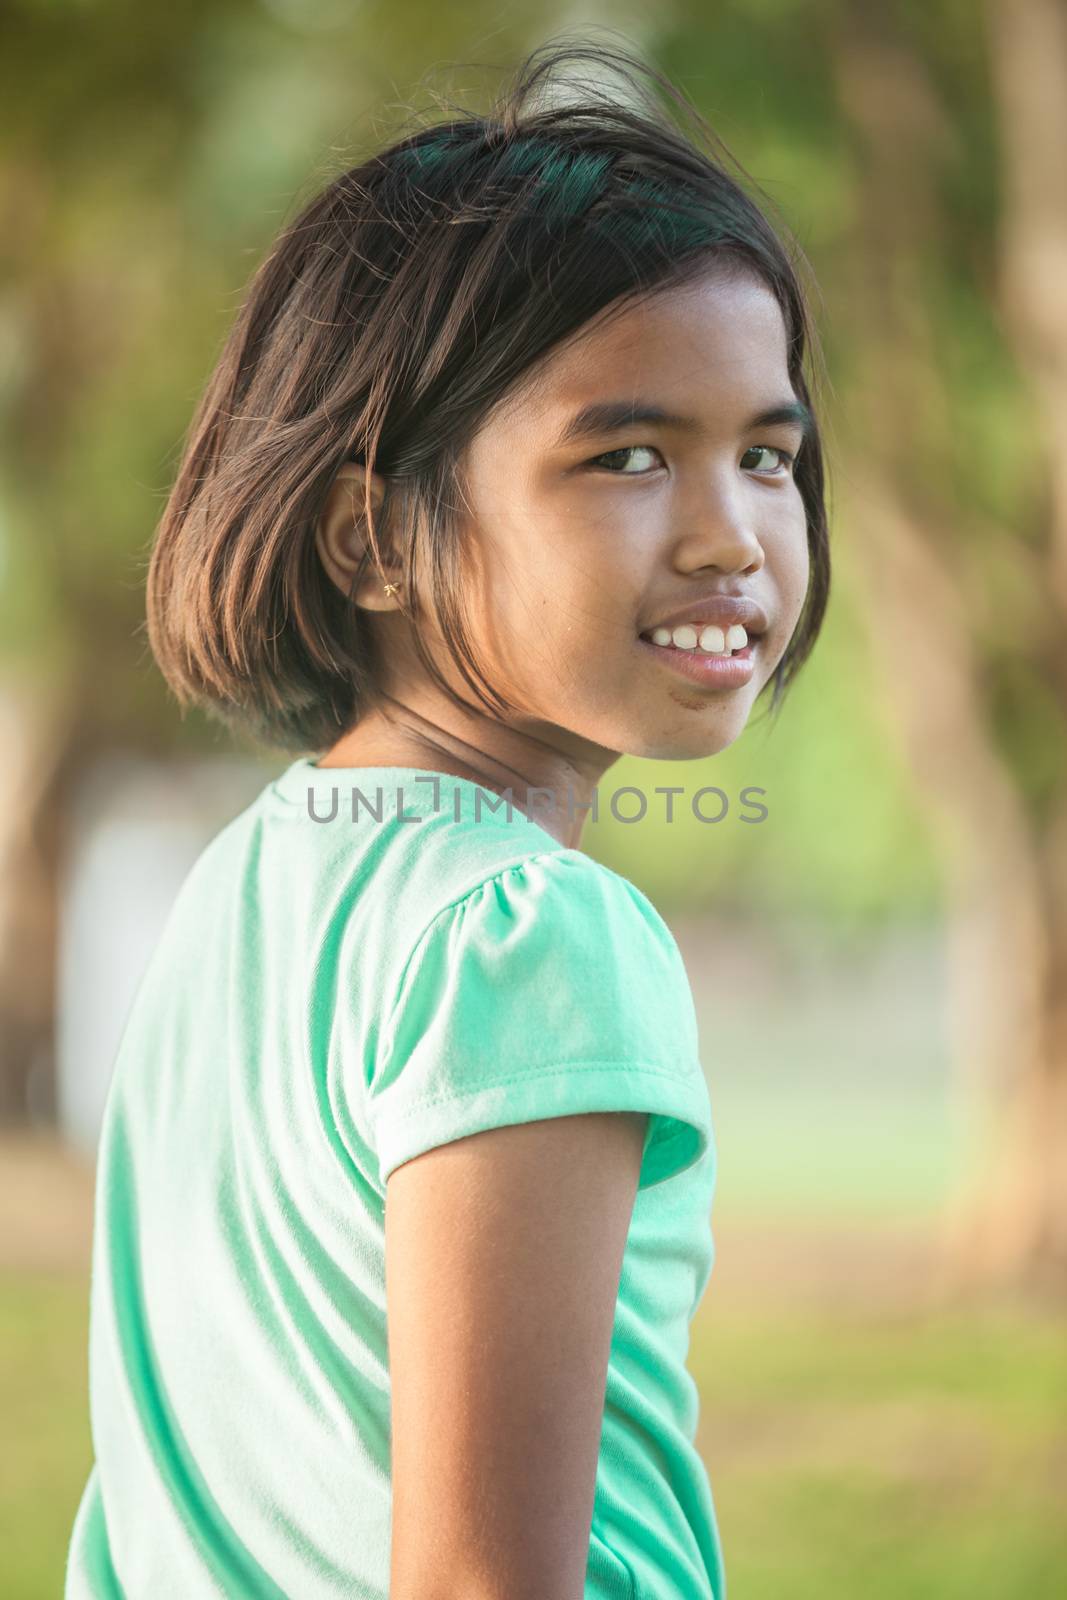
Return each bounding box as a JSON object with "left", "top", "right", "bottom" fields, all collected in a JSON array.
[{"left": 451, "top": 265, "right": 812, "bottom": 765}]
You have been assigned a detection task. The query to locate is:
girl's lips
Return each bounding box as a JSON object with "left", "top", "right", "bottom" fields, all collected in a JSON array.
[{"left": 637, "top": 633, "right": 757, "bottom": 688}]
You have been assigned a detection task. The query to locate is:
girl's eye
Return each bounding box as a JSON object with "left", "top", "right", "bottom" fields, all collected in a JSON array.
[
  {"left": 585, "top": 445, "right": 664, "bottom": 475},
  {"left": 585, "top": 443, "right": 798, "bottom": 476},
  {"left": 741, "top": 444, "right": 797, "bottom": 475}
]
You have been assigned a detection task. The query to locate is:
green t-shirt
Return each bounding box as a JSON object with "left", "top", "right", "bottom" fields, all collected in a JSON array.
[{"left": 66, "top": 758, "right": 725, "bottom": 1599}]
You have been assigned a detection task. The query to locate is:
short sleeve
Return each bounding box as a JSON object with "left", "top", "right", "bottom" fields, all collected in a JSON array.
[{"left": 367, "top": 850, "right": 711, "bottom": 1190}]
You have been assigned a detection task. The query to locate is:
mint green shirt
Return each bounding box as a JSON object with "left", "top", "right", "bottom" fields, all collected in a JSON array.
[{"left": 66, "top": 758, "right": 725, "bottom": 1599}]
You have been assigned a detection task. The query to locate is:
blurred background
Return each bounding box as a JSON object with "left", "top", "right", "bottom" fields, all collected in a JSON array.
[{"left": 2, "top": 1, "right": 1066, "bottom": 1595}]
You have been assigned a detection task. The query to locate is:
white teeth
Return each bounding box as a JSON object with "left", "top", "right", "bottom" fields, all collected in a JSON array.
[{"left": 646, "top": 622, "right": 750, "bottom": 654}]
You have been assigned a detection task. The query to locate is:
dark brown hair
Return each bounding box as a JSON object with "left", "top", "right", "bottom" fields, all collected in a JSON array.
[{"left": 144, "top": 35, "right": 832, "bottom": 755}]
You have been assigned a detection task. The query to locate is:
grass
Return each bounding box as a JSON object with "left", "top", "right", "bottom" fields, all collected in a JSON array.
[
  {"left": 0, "top": 1274, "right": 93, "bottom": 1599},
  {"left": 692, "top": 1301, "right": 1067, "bottom": 1597}
]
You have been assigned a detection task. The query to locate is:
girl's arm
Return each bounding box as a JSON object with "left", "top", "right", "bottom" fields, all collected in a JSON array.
[{"left": 384, "top": 1109, "right": 648, "bottom": 1600}]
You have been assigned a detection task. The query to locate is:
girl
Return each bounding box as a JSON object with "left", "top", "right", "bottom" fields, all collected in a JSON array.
[{"left": 66, "top": 36, "right": 830, "bottom": 1600}]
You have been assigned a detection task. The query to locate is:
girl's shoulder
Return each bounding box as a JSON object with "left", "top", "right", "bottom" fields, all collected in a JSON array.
[
  {"left": 258, "top": 761, "right": 692, "bottom": 1023},
  {"left": 367, "top": 826, "right": 709, "bottom": 1194},
  {"left": 376, "top": 810, "right": 680, "bottom": 988}
]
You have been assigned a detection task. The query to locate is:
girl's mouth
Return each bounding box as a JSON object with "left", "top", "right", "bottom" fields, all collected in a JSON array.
[{"left": 637, "top": 631, "right": 758, "bottom": 688}]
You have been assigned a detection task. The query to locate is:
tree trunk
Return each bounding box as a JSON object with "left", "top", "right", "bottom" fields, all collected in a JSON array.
[
  {"left": 831, "top": 5, "right": 1067, "bottom": 1295},
  {"left": 0, "top": 681, "right": 73, "bottom": 1124},
  {"left": 958, "top": 0, "right": 1067, "bottom": 1292}
]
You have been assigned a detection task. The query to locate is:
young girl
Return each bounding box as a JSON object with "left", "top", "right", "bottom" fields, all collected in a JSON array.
[{"left": 65, "top": 38, "right": 830, "bottom": 1600}]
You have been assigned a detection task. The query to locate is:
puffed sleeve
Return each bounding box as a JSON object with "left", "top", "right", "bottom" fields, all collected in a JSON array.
[{"left": 366, "top": 849, "right": 712, "bottom": 1190}]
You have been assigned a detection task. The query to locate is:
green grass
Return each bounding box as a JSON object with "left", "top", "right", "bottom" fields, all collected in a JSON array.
[
  {"left": 4, "top": 1270, "right": 1065, "bottom": 1598},
  {"left": 0, "top": 1274, "right": 93, "bottom": 1600},
  {"left": 693, "top": 1304, "right": 1067, "bottom": 1597}
]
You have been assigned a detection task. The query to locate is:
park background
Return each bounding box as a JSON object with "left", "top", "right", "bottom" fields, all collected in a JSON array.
[{"left": 2, "top": 1, "right": 1066, "bottom": 1594}]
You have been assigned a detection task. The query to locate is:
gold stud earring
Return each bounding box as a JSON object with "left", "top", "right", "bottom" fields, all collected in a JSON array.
[{"left": 383, "top": 581, "right": 400, "bottom": 597}]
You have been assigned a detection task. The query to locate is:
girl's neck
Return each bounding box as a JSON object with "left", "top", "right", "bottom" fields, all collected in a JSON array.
[{"left": 316, "top": 714, "right": 609, "bottom": 850}]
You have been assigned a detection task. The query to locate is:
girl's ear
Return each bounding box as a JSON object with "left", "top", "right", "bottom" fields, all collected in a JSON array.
[{"left": 315, "top": 460, "right": 403, "bottom": 611}]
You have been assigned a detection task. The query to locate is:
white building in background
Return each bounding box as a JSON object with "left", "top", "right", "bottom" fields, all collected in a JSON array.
[{"left": 55, "top": 753, "right": 275, "bottom": 1159}]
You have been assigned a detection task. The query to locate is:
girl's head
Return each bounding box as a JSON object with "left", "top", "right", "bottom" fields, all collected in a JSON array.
[{"left": 146, "top": 39, "right": 830, "bottom": 772}]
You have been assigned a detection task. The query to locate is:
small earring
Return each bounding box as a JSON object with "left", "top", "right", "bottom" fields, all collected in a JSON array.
[{"left": 383, "top": 581, "right": 400, "bottom": 597}]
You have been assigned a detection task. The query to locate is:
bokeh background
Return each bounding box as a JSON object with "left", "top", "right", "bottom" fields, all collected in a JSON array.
[{"left": 3, "top": 3, "right": 1067, "bottom": 1595}]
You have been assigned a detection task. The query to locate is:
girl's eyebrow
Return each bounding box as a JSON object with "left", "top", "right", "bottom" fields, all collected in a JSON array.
[{"left": 552, "top": 397, "right": 814, "bottom": 447}]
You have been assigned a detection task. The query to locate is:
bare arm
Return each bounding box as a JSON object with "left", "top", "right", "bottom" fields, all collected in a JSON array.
[{"left": 385, "top": 1110, "right": 648, "bottom": 1600}]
